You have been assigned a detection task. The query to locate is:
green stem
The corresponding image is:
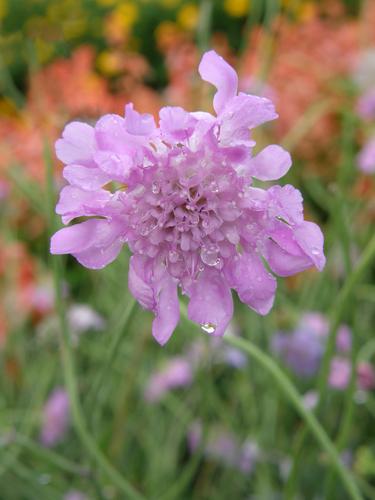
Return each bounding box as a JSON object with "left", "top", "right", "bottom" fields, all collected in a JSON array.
[
  {"left": 86, "top": 296, "right": 137, "bottom": 412},
  {"left": 222, "top": 335, "right": 362, "bottom": 500},
  {"left": 197, "top": 0, "right": 213, "bottom": 53},
  {"left": 45, "top": 142, "right": 144, "bottom": 500}
]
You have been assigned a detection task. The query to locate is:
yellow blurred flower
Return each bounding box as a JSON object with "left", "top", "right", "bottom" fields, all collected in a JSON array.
[
  {"left": 223, "top": 0, "right": 250, "bottom": 18},
  {"left": 114, "top": 1, "right": 139, "bottom": 29},
  {"left": 0, "top": 0, "right": 7, "bottom": 21},
  {"left": 177, "top": 3, "right": 199, "bottom": 30},
  {"left": 97, "top": 50, "right": 122, "bottom": 76},
  {"left": 155, "top": 20, "right": 180, "bottom": 49}
]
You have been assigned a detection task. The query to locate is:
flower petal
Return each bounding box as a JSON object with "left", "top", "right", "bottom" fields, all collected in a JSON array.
[
  {"left": 293, "top": 221, "right": 326, "bottom": 271},
  {"left": 219, "top": 94, "right": 277, "bottom": 146},
  {"left": 225, "top": 251, "right": 276, "bottom": 315},
  {"left": 51, "top": 219, "right": 123, "bottom": 270},
  {"left": 187, "top": 268, "right": 233, "bottom": 336},
  {"left": 152, "top": 275, "right": 180, "bottom": 345},
  {"left": 128, "top": 255, "right": 155, "bottom": 311},
  {"left": 56, "top": 186, "right": 111, "bottom": 224},
  {"left": 247, "top": 145, "right": 292, "bottom": 181},
  {"left": 55, "top": 122, "right": 96, "bottom": 166},
  {"left": 159, "top": 106, "right": 197, "bottom": 141},
  {"left": 198, "top": 50, "right": 238, "bottom": 115},
  {"left": 124, "top": 103, "right": 156, "bottom": 136},
  {"left": 63, "top": 165, "right": 110, "bottom": 190}
]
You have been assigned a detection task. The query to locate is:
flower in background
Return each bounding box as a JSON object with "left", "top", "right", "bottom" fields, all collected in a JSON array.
[
  {"left": 357, "top": 90, "right": 375, "bottom": 121},
  {"left": 272, "top": 327, "right": 323, "bottom": 377},
  {"left": 329, "top": 357, "right": 352, "bottom": 390},
  {"left": 188, "top": 421, "right": 258, "bottom": 473},
  {"left": 329, "top": 358, "right": 375, "bottom": 392},
  {"left": 51, "top": 50, "right": 325, "bottom": 345},
  {"left": 40, "top": 388, "right": 70, "bottom": 447},
  {"left": 67, "top": 304, "right": 106, "bottom": 335},
  {"left": 358, "top": 138, "right": 375, "bottom": 174},
  {"left": 144, "top": 323, "right": 246, "bottom": 402},
  {"left": 223, "top": 0, "right": 250, "bottom": 18},
  {"left": 63, "top": 491, "right": 87, "bottom": 500},
  {"left": 144, "top": 357, "right": 193, "bottom": 402},
  {"left": 272, "top": 312, "right": 356, "bottom": 378}
]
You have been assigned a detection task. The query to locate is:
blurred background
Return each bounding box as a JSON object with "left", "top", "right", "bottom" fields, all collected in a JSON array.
[{"left": 1, "top": 0, "right": 375, "bottom": 499}]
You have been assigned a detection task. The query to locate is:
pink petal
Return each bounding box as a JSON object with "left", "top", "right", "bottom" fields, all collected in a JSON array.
[
  {"left": 248, "top": 145, "right": 292, "bottom": 181},
  {"left": 159, "top": 106, "right": 197, "bottom": 141},
  {"left": 56, "top": 186, "right": 111, "bottom": 224},
  {"left": 152, "top": 275, "right": 180, "bottom": 345},
  {"left": 225, "top": 251, "right": 276, "bottom": 315},
  {"left": 293, "top": 221, "right": 326, "bottom": 271},
  {"left": 55, "top": 122, "right": 96, "bottom": 166},
  {"left": 128, "top": 255, "right": 155, "bottom": 311},
  {"left": 63, "top": 165, "right": 110, "bottom": 190},
  {"left": 187, "top": 269, "right": 233, "bottom": 336},
  {"left": 198, "top": 50, "right": 238, "bottom": 115},
  {"left": 124, "top": 103, "right": 156, "bottom": 136},
  {"left": 51, "top": 219, "right": 124, "bottom": 270}
]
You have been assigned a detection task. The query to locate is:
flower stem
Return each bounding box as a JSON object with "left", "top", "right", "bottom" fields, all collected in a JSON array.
[
  {"left": 222, "top": 334, "right": 362, "bottom": 500},
  {"left": 45, "top": 142, "right": 144, "bottom": 500}
]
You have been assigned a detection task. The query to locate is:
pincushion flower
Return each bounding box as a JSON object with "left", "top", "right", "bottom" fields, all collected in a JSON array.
[{"left": 51, "top": 50, "right": 325, "bottom": 345}]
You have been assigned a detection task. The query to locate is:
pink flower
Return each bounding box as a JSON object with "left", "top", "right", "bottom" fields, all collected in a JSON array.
[
  {"left": 51, "top": 50, "right": 325, "bottom": 345},
  {"left": 329, "top": 357, "right": 351, "bottom": 390},
  {"left": 357, "top": 362, "right": 375, "bottom": 391},
  {"left": 40, "top": 388, "right": 70, "bottom": 447},
  {"left": 144, "top": 357, "right": 193, "bottom": 402},
  {"left": 329, "top": 358, "right": 375, "bottom": 391},
  {"left": 188, "top": 422, "right": 258, "bottom": 473},
  {"left": 357, "top": 89, "right": 375, "bottom": 120},
  {"left": 358, "top": 138, "right": 375, "bottom": 174}
]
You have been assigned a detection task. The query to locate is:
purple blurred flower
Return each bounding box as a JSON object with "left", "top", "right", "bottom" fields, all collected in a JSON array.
[
  {"left": 144, "top": 357, "right": 193, "bottom": 402},
  {"left": 188, "top": 422, "right": 258, "bottom": 473},
  {"left": 329, "top": 358, "right": 350, "bottom": 389},
  {"left": 51, "top": 50, "right": 325, "bottom": 345},
  {"left": 336, "top": 325, "right": 352, "bottom": 353},
  {"left": 298, "top": 312, "right": 329, "bottom": 338},
  {"left": 329, "top": 358, "right": 375, "bottom": 391},
  {"left": 357, "top": 362, "right": 375, "bottom": 391},
  {"left": 357, "top": 89, "right": 375, "bottom": 120},
  {"left": 271, "top": 328, "right": 323, "bottom": 377},
  {"left": 63, "top": 492, "right": 87, "bottom": 500},
  {"left": 40, "top": 388, "right": 70, "bottom": 447},
  {"left": 358, "top": 137, "right": 375, "bottom": 174}
]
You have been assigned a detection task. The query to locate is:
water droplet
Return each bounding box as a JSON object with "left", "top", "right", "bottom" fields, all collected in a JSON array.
[
  {"left": 200, "top": 244, "right": 219, "bottom": 266},
  {"left": 140, "top": 220, "right": 157, "bottom": 236},
  {"left": 200, "top": 322, "right": 217, "bottom": 334},
  {"left": 152, "top": 182, "right": 160, "bottom": 194},
  {"left": 311, "top": 247, "right": 320, "bottom": 256},
  {"left": 190, "top": 213, "right": 199, "bottom": 225},
  {"left": 210, "top": 181, "right": 219, "bottom": 193}
]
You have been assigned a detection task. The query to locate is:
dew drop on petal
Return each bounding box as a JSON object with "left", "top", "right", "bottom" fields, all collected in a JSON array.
[
  {"left": 200, "top": 322, "right": 216, "bottom": 334},
  {"left": 200, "top": 244, "right": 219, "bottom": 266},
  {"left": 152, "top": 182, "right": 160, "bottom": 194}
]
